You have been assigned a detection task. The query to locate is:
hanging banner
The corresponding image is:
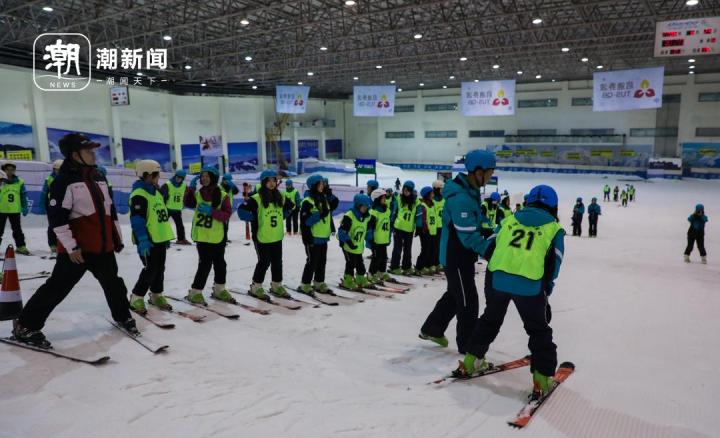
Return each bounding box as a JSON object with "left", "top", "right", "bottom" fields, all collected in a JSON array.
[
  {"left": 276, "top": 85, "right": 310, "bottom": 114},
  {"left": 593, "top": 67, "right": 664, "bottom": 112},
  {"left": 461, "top": 80, "right": 516, "bottom": 116},
  {"left": 353, "top": 86, "right": 395, "bottom": 117},
  {"left": 199, "top": 135, "right": 223, "bottom": 157}
]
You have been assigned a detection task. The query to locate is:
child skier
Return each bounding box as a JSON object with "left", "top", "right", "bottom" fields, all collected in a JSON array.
[
  {"left": 184, "top": 166, "right": 234, "bottom": 304},
  {"left": 297, "top": 175, "right": 332, "bottom": 295},
  {"left": 613, "top": 185, "right": 619, "bottom": 202},
  {"left": 629, "top": 185, "right": 636, "bottom": 202},
  {"left": 338, "top": 194, "right": 372, "bottom": 290},
  {"left": 238, "top": 170, "right": 293, "bottom": 300},
  {"left": 620, "top": 190, "right": 628, "bottom": 207},
  {"left": 394, "top": 178, "right": 401, "bottom": 191},
  {"left": 453, "top": 184, "right": 565, "bottom": 400},
  {"left": 432, "top": 180, "right": 445, "bottom": 272},
  {"left": 366, "top": 179, "right": 380, "bottom": 196},
  {"left": 603, "top": 184, "right": 611, "bottom": 202},
  {"left": 220, "top": 172, "right": 240, "bottom": 242},
  {"left": 415, "top": 186, "right": 438, "bottom": 275},
  {"left": 128, "top": 160, "right": 175, "bottom": 313},
  {"left": 588, "top": 197, "right": 601, "bottom": 237},
  {"left": 480, "top": 192, "right": 500, "bottom": 236},
  {"left": 496, "top": 194, "right": 513, "bottom": 225},
  {"left": 39, "top": 159, "right": 63, "bottom": 253},
  {"left": 0, "top": 161, "right": 30, "bottom": 255},
  {"left": 323, "top": 177, "right": 339, "bottom": 236},
  {"left": 367, "top": 188, "right": 393, "bottom": 283},
  {"left": 389, "top": 181, "right": 420, "bottom": 275},
  {"left": 160, "top": 169, "right": 191, "bottom": 245},
  {"left": 684, "top": 204, "right": 708, "bottom": 264},
  {"left": 571, "top": 197, "right": 585, "bottom": 236},
  {"left": 284, "top": 179, "right": 301, "bottom": 235}
]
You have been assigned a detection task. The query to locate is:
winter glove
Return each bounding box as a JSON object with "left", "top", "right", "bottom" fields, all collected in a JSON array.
[
  {"left": 21, "top": 205, "right": 29, "bottom": 216},
  {"left": 237, "top": 207, "right": 253, "bottom": 221},
  {"left": 190, "top": 175, "right": 200, "bottom": 188},
  {"left": 306, "top": 213, "right": 321, "bottom": 226},
  {"left": 198, "top": 203, "right": 213, "bottom": 216},
  {"left": 137, "top": 237, "right": 152, "bottom": 258}
]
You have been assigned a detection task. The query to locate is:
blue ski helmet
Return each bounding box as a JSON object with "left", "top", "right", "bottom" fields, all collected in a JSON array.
[
  {"left": 403, "top": 180, "right": 415, "bottom": 191},
  {"left": 490, "top": 192, "right": 501, "bottom": 202},
  {"left": 464, "top": 149, "right": 496, "bottom": 173},
  {"left": 354, "top": 194, "right": 372, "bottom": 209},
  {"left": 223, "top": 172, "right": 233, "bottom": 182},
  {"left": 306, "top": 175, "right": 323, "bottom": 190},
  {"left": 591, "top": 197, "right": 597, "bottom": 202},
  {"left": 201, "top": 165, "right": 219, "bottom": 184},
  {"left": 367, "top": 179, "right": 379, "bottom": 191},
  {"left": 526, "top": 185, "right": 558, "bottom": 208},
  {"left": 576, "top": 197, "right": 583, "bottom": 202},
  {"left": 696, "top": 203, "right": 704, "bottom": 211},
  {"left": 420, "top": 186, "right": 433, "bottom": 198},
  {"left": 174, "top": 169, "right": 187, "bottom": 179},
  {"left": 285, "top": 179, "right": 294, "bottom": 186},
  {"left": 260, "top": 169, "right": 277, "bottom": 182}
]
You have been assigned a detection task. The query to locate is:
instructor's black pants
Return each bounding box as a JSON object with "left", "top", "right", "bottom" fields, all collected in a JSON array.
[
  {"left": 390, "top": 229, "right": 413, "bottom": 270},
  {"left": 47, "top": 220, "right": 57, "bottom": 248},
  {"left": 133, "top": 244, "right": 167, "bottom": 296},
  {"left": 286, "top": 210, "right": 299, "bottom": 234},
  {"left": 301, "top": 243, "right": 327, "bottom": 284},
  {"left": 0, "top": 213, "right": 25, "bottom": 247},
  {"left": 685, "top": 233, "right": 707, "bottom": 257},
  {"left": 253, "top": 240, "right": 283, "bottom": 284},
  {"left": 465, "top": 274, "right": 557, "bottom": 377},
  {"left": 169, "top": 210, "right": 186, "bottom": 241},
  {"left": 192, "top": 242, "right": 227, "bottom": 289},
  {"left": 19, "top": 252, "right": 130, "bottom": 330},
  {"left": 589, "top": 217, "right": 598, "bottom": 237},
  {"left": 420, "top": 263, "right": 479, "bottom": 354},
  {"left": 369, "top": 243, "right": 388, "bottom": 275}
]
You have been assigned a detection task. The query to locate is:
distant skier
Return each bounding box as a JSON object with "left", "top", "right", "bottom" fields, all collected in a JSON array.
[
  {"left": 160, "top": 169, "right": 191, "bottom": 245},
  {"left": 394, "top": 178, "right": 401, "bottom": 191},
  {"left": 620, "top": 190, "right": 628, "bottom": 207},
  {"left": 629, "top": 185, "right": 636, "bottom": 202},
  {"left": 480, "top": 192, "right": 500, "bottom": 236},
  {"left": 366, "top": 179, "right": 379, "bottom": 197},
  {"left": 220, "top": 172, "right": 240, "bottom": 242},
  {"left": 415, "top": 186, "right": 437, "bottom": 275},
  {"left": 367, "top": 188, "right": 393, "bottom": 284},
  {"left": 297, "top": 175, "right": 333, "bottom": 295},
  {"left": 338, "top": 194, "right": 372, "bottom": 290},
  {"left": 12, "top": 133, "right": 137, "bottom": 348},
  {"left": 587, "top": 197, "right": 601, "bottom": 237},
  {"left": 431, "top": 180, "right": 445, "bottom": 272},
  {"left": 323, "top": 177, "right": 339, "bottom": 236},
  {"left": 496, "top": 194, "right": 513, "bottom": 225},
  {"left": 603, "top": 184, "right": 611, "bottom": 202},
  {"left": 0, "top": 161, "right": 30, "bottom": 255},
  {"left": 571, "top": 197, "right": 585, "bottom": 236},
  {"left": 452, "top": 184, "right": 565, "bottom": 400},
  {"left": 684, "top": 204, "right": 708, "bottom": 264},
  {"left": 389, "top": 181, "right": 420, "bottom": 275},
  {"left": 39, "top": 159, "right": 63, "bottom": 253},
  {"left": 613, "top": 185, "right": 619, "bottom": 202},
  {"left": 420, "top": 150, "right": 496, "bottom": 353},
  {"left": 284, "top": 179, "right": 301, "bottom": 235}
]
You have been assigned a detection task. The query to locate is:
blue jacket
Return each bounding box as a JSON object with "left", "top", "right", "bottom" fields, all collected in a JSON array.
[
  {"left": 588, "top": 203, "right": 601, "bottom": 217},
  {"left": 129, "top": 180, "right": 158, "bottom": 245},
  {"left": 439, "top": 173, "right": 492, "bottom": 266},
  {"left": 687, "top": 213, "right": 708, "bottom": 234},
  {"left": 487, "top": 207, "right": 565, "bottom": 297},
  {"left": 573, "top": 203, "right": 585, "bottom": 217}
]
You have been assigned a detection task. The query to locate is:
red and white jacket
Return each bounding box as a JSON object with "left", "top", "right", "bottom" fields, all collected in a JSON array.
[{"left": 48, "top": 161, "right": 123, "bottom": 254}]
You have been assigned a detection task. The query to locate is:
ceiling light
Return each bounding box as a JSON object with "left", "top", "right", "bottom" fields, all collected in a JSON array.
[
  {"left": 459, "top": 57, "right": 467, "bottom": 61},
  {"left": 686, "top": 0, "right": 699, "bottom": 5},
  {"left": 688, "top": 58, "right": 695, "bottom": 63},
  {"left": 474, "top": 79, "right": 479, "bottom": 82},
  {"left": 163, "top": 35, "right": 172, "bottom": 41},
  {"left": 689, "top": 65, "right": 695, "bottom": 69},
  {"left": 160, "top": 79, "right": 168, "bottom": 82},
  {"left": 689, "top": 71, "right": 695, "bottom": 75},
  {"left": 353, "top": 76, "right": 359, "bottom": 80},
  {"left": 398, "top": 88, "right": 403, "bottom": 92},
  {"left": 298, "top": 81, "right": 303, "bottom": 85},
  {"left": 561, "top": 47, "right": 570, "bottom": 52},
  {"left": 596, "top": 65, "right": 604, "bottom": 69},
  {"left": 240, "top": 19, "right": 250, "bottom": 25},
  {"left": 535, "top": 74, "right": 542, "bottom": 79},
  {"left": 376, "top": 65, "right": 382, "bottom": 69},
  {"left": 419, "top": 83, "right": 424, "bottom": 87},
  {"left": 248, "top": 78, "right": 254, "bottom": 82},
  {"left": 42, "top": 6, "right": 53, "bottom": 12},
  {"left": 414, "top": 33, "right": 423, "bottom": 39},
  {"left": 184, "top": 65, "right": 192, "bottom": 70},
  {"left": 449, "top": 75, "right": 455, "bottom": 79},
  {"left": 307, "top": 72, "right": 314, "bottom": 76},
  {"left": 390, "top": 80, "right": 395, "bottom": 84},
  {"left": 492, "top": 64, "right": 500, "bottom": 69},
  {"left": 320, "top": 46, "right": 328, "bottom": 51},
  {"left": 552, "top": 79, "right": 556, "bottom": 82},
  {"left": 201, "top": 83, "right": 206, "bottom": 87},
  {"left": 252, "top": 85, "right": 258, "bottom": 89},
  {"left": 244, "top": 55, "right": 253, "bottom": 61},
  {"left": 581, "top": 57, "right": 589, "bottom": 62},
  {"left": 136, "top": 72, "right": 144, "bottom": 76},
  {"left": 532, "top": 18, "right": 542, "bottom": 24},
  {"left": 345, "top": 0, "right": 356, "bottom": 5},
  {"left": 517, "top": 70, "right": 523, "bottom": 75},
  {"left": 442, "top": 85, "right": 447, "bottom": 89}
]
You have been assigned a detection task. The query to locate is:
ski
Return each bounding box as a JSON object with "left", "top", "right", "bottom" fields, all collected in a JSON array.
[
  {"left": 40, "top": 255, "right": 57, "bottom": 260},
  {"left": 131, "top": 309, "right": 175, "bottom": 329},
  {"left": 507, "top": 362, "right": 575, "bottom": 429},
  {"left": 18, "top": 271, "right": 52, "bottom": 282},
  {"left": 228, "top": 289, "right": 301, "bottom": 310},
  {"left": 285, "top": 286, "right": 339, "bottom": 306},
  {"left": 166, "top": 296, "right": 240, "bottom": 320},
  {"left": 107, "top": 319, "right": 169, "bottom": 354},
  {"left": 211, "top": 295, "right": 271, "bottom": 315},
  {"left": 323, "top": 288, "right": 365, "bottom": 302},
  {"left": 430, "top": 356, "right": 531, "bottom": 385},
  {"left": 0, "top": 337, "right": 110, "bottom": 365},
  {"left": 337, "top": 284, "right": 391, "bottom": 298},
  {"left": 271, "top": 293, "right": 319, "bottom": 309},
  {"left": 385, "top": 277, "right": 415, "bottom": 287},
  {"left": 372, "top": 282, "right": 409, "bottom": 293},
  {"left": 148, "top": 301, "right": 207, "bottom": 323}
]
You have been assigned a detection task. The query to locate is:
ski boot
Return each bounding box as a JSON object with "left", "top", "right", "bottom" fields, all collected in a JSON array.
[
  {"left": 532, "top": 370, "right": 554, "bottom": 398},
  {"left": 119, "top": 317, "right": 140, "bottom": 336},
  {"left": 16, "top": 246, "right": 31, "bottom": 256},
  {"left": 211, "top": 284, "right": 237, "bottom": 303},
  {"left": 148, "top": 293, "right": 172, "bottom": 310},
  {"left": 389, "top": 268, "right": 404, "bottom": 275},
  {"left": 12, "top": 320, "right": 51, "bottom": 349},
  {"left": 129, "top": 294, "right": 147, "bottom": 314},
  {"left": 355, "top": 274, "right": 371, "bottom": 289},
  {"left": 270, "top": 282, "right": 291, "bottom": 299},
  {"left": 684, "top": 254, "right": 690, "bottom": 263},
  {"left": 452, "top": 353, "right": 489, "bottom": 378},
  {"left": 176, "top": 239, "right": 192, "bottom": 245},
  {"left": 404, "top": 267, "right": 418, "bottom": 276},
  {"left": 49, "top": 245, "right": 57, "bottom": 254},
  {"left": 249, "top": 282, "right": 269, "bottom": 301},
  {"left": 701, "top": 256, "right": 707, "bottom": 264},
  {"left": 366, "top": 273, "right": 380, "bottom": 285},
  {"left": 381, "top": 272, "right": 392, "bottom": 282},
  {"left": 313, "top": 281, "right": 331, "bottom": 294},
  {"left": 418, "top": 332, "right": 448, "bottom": 348},
  {"left": 297, "top": 283, "right": 315, "bottom": 296},
  {"left": 186, "top": 288, "right": 207, "bottom": 305},
  {"left": 421, "top": 267, "right": 434, "bottom": 276},
  {"left": 341, "top": 274, "right": 358, "bottom": 290}
]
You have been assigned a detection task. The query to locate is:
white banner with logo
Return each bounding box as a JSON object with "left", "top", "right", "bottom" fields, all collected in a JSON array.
[
  {"left": 593, "top": 67, "right": 664, "bottom": 112},
  {"left": 276, "top": 85, "right": 310, "bottom": 114},
  {"left": 461, "top": 80, "right": 516, "bottom": 116},
  {"left": 353, "top": 86, "right": 396, "bottom": 117},
  {"left": 199, "top": 135, "right": 223, "bottom": 157}
]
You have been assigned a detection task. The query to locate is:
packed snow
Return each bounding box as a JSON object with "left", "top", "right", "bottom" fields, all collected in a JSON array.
[{"left": 0, "top": 168, "right": 718, "bottom": 438}]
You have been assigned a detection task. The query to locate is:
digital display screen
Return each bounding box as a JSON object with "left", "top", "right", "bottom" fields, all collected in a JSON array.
[{"left": 661, "top": 39, "right": 685, "bottom": 47}]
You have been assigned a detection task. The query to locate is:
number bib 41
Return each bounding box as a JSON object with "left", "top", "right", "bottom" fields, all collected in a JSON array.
[{"left": 488, "top": 216, "right": 561, "bottom": 281}]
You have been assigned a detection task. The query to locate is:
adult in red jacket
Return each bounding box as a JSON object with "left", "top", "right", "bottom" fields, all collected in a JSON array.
[{"left": 12, "top": 133, "right": 136, "bottom": 348}]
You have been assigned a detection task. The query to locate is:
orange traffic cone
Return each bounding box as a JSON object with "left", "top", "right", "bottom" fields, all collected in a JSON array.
[{"left": 0, "top": 245, "right": 22, "bottom": 321}]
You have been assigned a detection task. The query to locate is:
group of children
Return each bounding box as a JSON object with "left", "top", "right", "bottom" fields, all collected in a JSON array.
[{"left": 602, "top": 183, "right": 635, "bottom": 207}]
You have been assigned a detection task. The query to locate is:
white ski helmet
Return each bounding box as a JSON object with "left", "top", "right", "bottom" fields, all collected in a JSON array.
[
  {"left": 370, "top": 188, "right": 386, "bottom": 201},
  {"left": 432, "top": 179, "right": 445, "bottom": 189},
  {"left": 52, "top": 159, "right": 63, "bottom": 171},
  {"left": 135, "top": 159, "right": 161, "bottom": 178}
]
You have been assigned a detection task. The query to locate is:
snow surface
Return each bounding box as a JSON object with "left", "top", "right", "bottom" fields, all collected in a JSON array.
[{"left": 1, "top": 169, "right": 719, "bottom": 438}]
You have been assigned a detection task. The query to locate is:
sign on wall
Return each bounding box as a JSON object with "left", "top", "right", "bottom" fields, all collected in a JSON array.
[
  {"left": 200, "top": 135, "right": 223, "bottom": 157},
  {"left": 461, "top": 80, "right": 516, "bottom": 116},
  {"left": 47, "top": 127, "right": 112, "bottom": 165},
  {"left": 110, "top": 86, "right": 130, "bottom": 106},
  {"left": 654, "top": 17, "right": 720, "bottom": 57},
  {"left": 276, "top": 85, "right": 310, "bottom": 114},
  {"left": 353, "top": 86, "right": 396, "bottom": 117},
  {"left": 593, "top": 67, "right": 664, "bottom": 112}
]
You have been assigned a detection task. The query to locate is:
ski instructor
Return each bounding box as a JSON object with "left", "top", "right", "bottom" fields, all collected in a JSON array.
[
  {"left": 12, "top": 133, "right": 137, "bottom": 348},
  {"left": 419, "top": 149, "right": 496, "bottom": 353}
]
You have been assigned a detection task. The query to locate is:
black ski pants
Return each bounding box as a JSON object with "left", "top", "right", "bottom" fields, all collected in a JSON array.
[
  {"left": 301, "top": 243, "right": 327, "bottom": 284},
  {"left": 0, "top": 213, "right": 25, "bottom": 248},
  {"left": 192, "top": 242, "right": 227, "bottom": 289},
  {"left": 253, "top": 240, "right": 283, "bottom": 284},
  {"left": 133, "top": 244, "right": 167, "bottom": 296},
  {"left": 390, "top": 229, "right": 414, "bottom": 270},
  {"left": 685, "top": 233, "right": 707, "bottom": 257},
  {"left": 369, "top": 243, "right": 389, "bottom": 275},
  {"left": 343, "top": 251, "right": 366, "bottom": 276},
  {"left": 169, "top": 210, "right": 186, "bottom": 241}
]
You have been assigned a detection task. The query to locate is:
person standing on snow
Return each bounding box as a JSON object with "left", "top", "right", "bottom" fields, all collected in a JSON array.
[
  {"left": 366, "top": 188, "right": 393, "bottom": 284},
  {"left": 297, "top": 175, "right": 333, "bottom": 295},
  {"left": 394, "top": 178, "right": 401, "bottom": 192},
  {"left": 283, "top": 179, "right": 301, "bottom": 236},
  {"left": 12, "top": 133, "right": 137, "bottom": 348},
  {"left": 415, "top": 186, "right": 438, "bottom": 275},
  {"left": 613, "top": 185, "right": 619, "bottom": 202},
  {"left": 603, "top": 184, "right": 611, "bottom": 202},
  {"left": 220, "top": 172, "right": 240, "bottom": 242},
  {"left": 588, "top": 197, "right": 601, "bottom": 237},
  {"left": 160, "top": 169, "right": 191, "bottom": 245},
  {"left": 389, "top": 180, "right": 420, "bottom": 275},
  {"left": 684, "top": 204, "right": 708, "bottom": 264},
  {"left": 338, "top": 194, "right": 372, "bottom": 290},
  {"left": 0, "top": 161, "right": 30, "bottom": 255},
  {"left": 480, "top": 192, "right": 500, "bottom": 236},
  {"left": 39, "top": 159, "right": 64, "bottom": 253},
  {"left": 571, "top": 197, "right": 585, "bottom": 236},
  {"left": 419, "top": 150, "right": 496, "bottom": 353},
  {"left": 620, "top": 190, "right": 628, "bottom": 207}
]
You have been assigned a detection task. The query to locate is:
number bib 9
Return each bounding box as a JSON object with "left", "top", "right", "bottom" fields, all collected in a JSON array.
[
  {"left": 0, "top": 179, "right": 23, "bottom": 214},
  {"left": 487, "top": 216, "right": 561, "bottom": 280}
]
